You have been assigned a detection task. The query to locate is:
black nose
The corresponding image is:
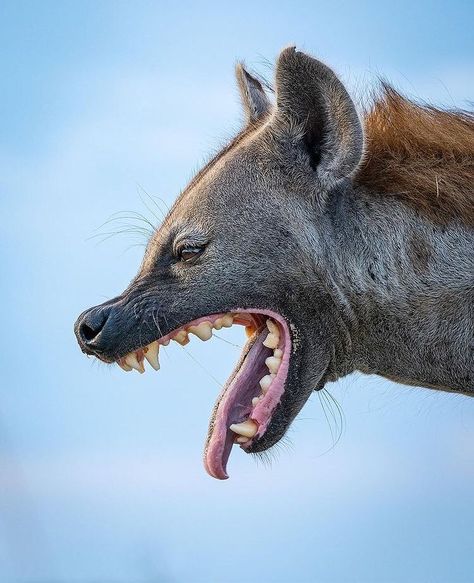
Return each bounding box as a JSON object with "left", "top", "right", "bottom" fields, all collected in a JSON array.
[{"left": 76, "top": 307, "right": 110, "bottom": 352}]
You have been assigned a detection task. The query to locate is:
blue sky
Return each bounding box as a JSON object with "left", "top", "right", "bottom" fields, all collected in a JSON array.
[{"left": 1, "top": 1, "right": 473, "bottom": 581}]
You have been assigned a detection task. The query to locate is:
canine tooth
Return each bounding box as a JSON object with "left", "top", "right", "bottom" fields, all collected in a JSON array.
[
  {"left": 274, "top": 348, "right": 283, "bottom": 359},
  {"left": 144, "top": 341, "right": 160, "bottom": 370},
  {"left": 259, "top": 375, "right": 273, "bottom": 393},
  {"left": 125, "top": 352, "right": 145, "bottom": 373},
  {"left": 173, "top": 330, "right": 189, "bottom": 345},
  {"left": 266, "top": 319, "right": 278, "bottom": 335},
  {"left": 265, "top": 356, "right": 281, "bottom": 374},
  {"left": 236, "top": 436, "right": 249, "bottom": 444},
  {"left": 263, "top": 333, "right": 279, "bottom": 349},
  {"left": 230, "top": 420, "right": 258, "bottom": 438},
  {"left": 118, "top": 361, "right": 132, "bottom": 372},
  {"left": 188, "top": 321, "right": 213, "bottom": 341},
  {"left": 221, "top": 314, "right": 234, "bottom": 327}
]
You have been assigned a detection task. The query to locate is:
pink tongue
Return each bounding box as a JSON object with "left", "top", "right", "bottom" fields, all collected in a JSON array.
[{"left": 204, "top": 330, "right": 270, "bottom": 479}]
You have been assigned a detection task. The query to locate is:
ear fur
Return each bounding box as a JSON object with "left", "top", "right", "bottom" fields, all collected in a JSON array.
[
  {"left": 273, "top": 47, "right": 364, "bottom": 186},
  {"left": 236, "top": 63, "right": 272, "bottom": 124}
]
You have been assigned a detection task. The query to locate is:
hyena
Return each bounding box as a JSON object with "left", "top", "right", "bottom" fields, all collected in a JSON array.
[{"left": 75, "top": 48, "right": 474, "bottom": 479}]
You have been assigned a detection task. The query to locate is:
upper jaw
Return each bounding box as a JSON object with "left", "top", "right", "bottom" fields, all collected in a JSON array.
[{"left": 117, "top": 312, "right": 248, "bottom": 372}]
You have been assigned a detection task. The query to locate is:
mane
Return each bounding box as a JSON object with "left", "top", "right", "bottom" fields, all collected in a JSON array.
[{"left": 355, "top": 84, "right": 474, "bottom": 225}]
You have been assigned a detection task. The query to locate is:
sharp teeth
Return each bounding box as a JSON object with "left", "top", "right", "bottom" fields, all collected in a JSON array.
[
  {"left": 213, "top": 318, "right": 223, "bottom": 330},
  {"left": 266, "top": 319, "right": 278, "bottom": 335},
  {"left": 263, "top": 333, "right": 279, "bottom": 349},
  {"left": 273, "top": 348, "right": 283, "bottom": 359},
  {"left": 252, "top": 396, "right": 260, "bottom": 407},
  {"left": 173, "top": 330, "right": 189, "bottom": 345},
  {"left": 161, "top": 338, "right": 170, "bottom": 346},
  {"left": 125, "top": 352, "right": 145, "bottom": 373},
  {"left": 221, "top": 314, "right": 234, "bottom": 328},
  {"left": 188, "top": 321, "right": 213, "bottom": 341},
  {"left": 236, "top": 436, "right": 249, "bottom": 444},
  {"left": 229, "top": 420, "right": 258, "bottom": 438},
  {"left": 264, "top": 320, "right": 280, "bottom": 349},
  {"left": 265, "top": 356, "right": 281, "bottom": 374},
  {"left": 259, "top": 375, "right": 273, "bottom": 393},
  {"left": 118, "top": 360, "right": 132, "bottom": 372},
  {"left": 144, "top": 341, "right": 160, "bottom": 370}
]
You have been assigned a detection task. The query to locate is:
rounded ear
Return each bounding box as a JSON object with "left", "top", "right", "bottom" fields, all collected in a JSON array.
[
  {"left": 235, "top": 63, "right": 272, "bottom": 124},
  {"left": 273, "top": 47, "right": 364, "bottom": 185}
]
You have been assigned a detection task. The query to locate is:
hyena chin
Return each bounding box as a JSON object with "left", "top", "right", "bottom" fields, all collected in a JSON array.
[{"left": 75, "top": 47, "right": 474, "bottom": 479}]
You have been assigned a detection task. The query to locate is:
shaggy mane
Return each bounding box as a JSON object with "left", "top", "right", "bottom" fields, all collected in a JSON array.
[{"left": 355, "top": 84, "right": 474, "bottom": 225}]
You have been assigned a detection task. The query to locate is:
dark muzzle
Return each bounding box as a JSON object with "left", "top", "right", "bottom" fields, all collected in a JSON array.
[{"left": 75, "top": 303, "right": 115, "bottom": 356}]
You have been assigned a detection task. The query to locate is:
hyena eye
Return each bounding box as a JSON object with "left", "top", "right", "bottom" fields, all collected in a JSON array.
[{"left": 178, "top": 245, "right": 205, "bottom": 263}]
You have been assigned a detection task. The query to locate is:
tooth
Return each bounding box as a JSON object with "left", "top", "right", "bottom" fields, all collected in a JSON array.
[
  {"left": 265, "top": 356, "right": 281, "bottom": 374},
  {"left": 259, "top": 375, "right": 273, "bottom": 393},
  {"left": 188, "top": 321, "right": 213, "bottom": 341},
  {"left": 230, "top": 420, "right": 258, "bottom": 438},
  {"left": 274, "top": 348, "right": 283, "bottom": 359},
  {"left": 221, "top": 314, "right": 234, "bottom": 327},
  {"left": 263, "top": 333, "right": 279, "bottom": 349},
  {"left": 125, "top": 352, "right": 145, "bottom": 373},
  {"left": 173, "top": 330, "right": 189, "bottom": 345},
  {"left": 266, "top": 319, "right": 278, "bottom": 335},
  {"left": 213, "top": 318, "right": 223, "bottom": 330},
  {"left": 144, "top": 341, "right": 160, "bottom": 370},
  {"left": 252, "top": 396, "right": 260, "bottom": 407},
  {"left": 236, "top": 436, "right": 249, "bottom": 444},
  {"left": 118, "top": 360, "right": 132, "bottom": 372},
  {"left": 161, "top": 338, "right": 170, "bottom": 346}
]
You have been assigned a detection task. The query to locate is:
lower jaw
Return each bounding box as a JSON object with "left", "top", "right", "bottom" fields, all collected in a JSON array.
[
  {"left": 204, "top": 308, "right": 291, "bottom": 480},
  {"left": 109, "top": 307, "right": 291, "bottom": 480}
]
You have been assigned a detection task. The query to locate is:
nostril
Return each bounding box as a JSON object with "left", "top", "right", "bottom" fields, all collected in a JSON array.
[
  {"left": 78, "top": 309, "right": 108, "bottom": 345},
  {"left": 81, "top": 323, "right": 98, "bottom": 342}
]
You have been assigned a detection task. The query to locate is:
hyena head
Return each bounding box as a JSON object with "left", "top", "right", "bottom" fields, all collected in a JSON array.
[{"left": 74, "top": 47, "right": 364, "bottom": 479}]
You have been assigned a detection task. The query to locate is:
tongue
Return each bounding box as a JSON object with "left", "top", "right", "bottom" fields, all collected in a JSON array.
[{"left": 204, "top": 330, "right": 271, "bottom": 479}]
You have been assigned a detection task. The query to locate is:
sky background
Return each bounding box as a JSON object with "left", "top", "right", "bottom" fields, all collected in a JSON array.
[{"left": 1, "top": 1, "right": 473, "bottom": 582}]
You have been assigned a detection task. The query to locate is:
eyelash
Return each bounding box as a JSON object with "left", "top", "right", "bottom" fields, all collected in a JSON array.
[{"left": 176, "top": 244, "right": 205, "bottom": 263}]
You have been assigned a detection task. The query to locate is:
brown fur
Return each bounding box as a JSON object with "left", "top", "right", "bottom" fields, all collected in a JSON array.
[
  {"left": 185, "top": 81, "right": 474, "bottom": 227},
  {"left": 356, "top": 85, "right": 474, "bottom": 225}
]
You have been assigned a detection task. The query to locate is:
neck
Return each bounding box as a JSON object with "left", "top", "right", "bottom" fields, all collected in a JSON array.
[{"left": 327, "top": 186, "right": 474, "bottom": 395}]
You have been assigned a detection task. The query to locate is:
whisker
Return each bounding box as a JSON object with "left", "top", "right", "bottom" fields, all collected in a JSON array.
[
  {"left": 323, "top": 389, "right": 344, "bottom": 447},
  {"left": 316, "top": 387, "right": 345, "bottom": 456},
  {"left": 136, "top": 184, "right": 168, "bottom": 222},
  {"left": 318, "top": 390, "right": 336, "bottom": 444},
  {"left": 251, "top": 434, "right": 293, "bottom": 468},
  {"left": 95, "top": 212, "right": 155, "bottom": 229},
  {"left": 212, "top": 333, "right": 243, "bottom": 349},
  {"left": 180, "top": 346, "right": 223, "bottom": 389},
  {"left": 88, "top": 227, "right": 151, "bottom": 246},
  {"left": 123, "top": 242, "right": 147, "bottom": 251}
]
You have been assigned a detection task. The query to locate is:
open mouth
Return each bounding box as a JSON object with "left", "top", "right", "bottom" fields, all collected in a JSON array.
[{"left": 115, "top": 309, "right": 291, "bottom": 479}]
